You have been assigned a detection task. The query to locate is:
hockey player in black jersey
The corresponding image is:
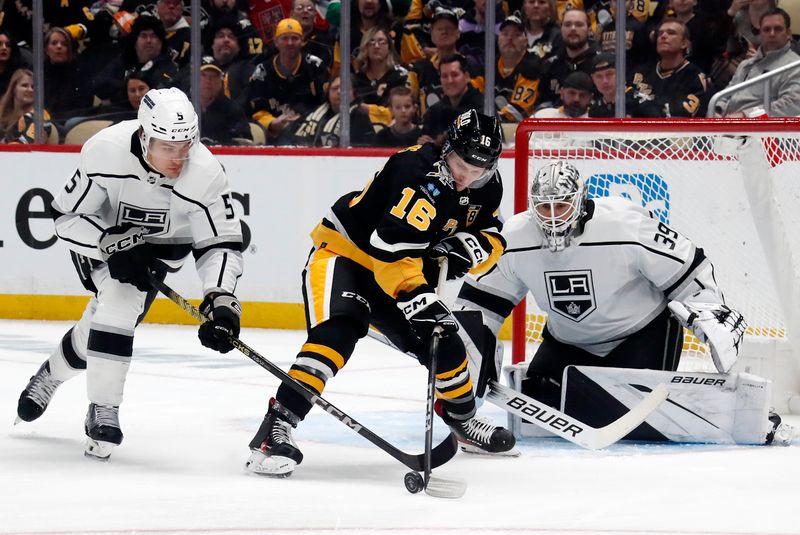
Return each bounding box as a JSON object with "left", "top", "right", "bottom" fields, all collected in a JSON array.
[
  {"left": 246, "top": 110, "right": 516, "bottom": 477},
  {"left": 15, "top": 88, "right": 244, "bottom": 460}
]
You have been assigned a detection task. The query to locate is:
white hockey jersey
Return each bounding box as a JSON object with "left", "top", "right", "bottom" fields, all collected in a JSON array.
[
  {"left": 51, "top": 120, "right": 244, "bottom": 294},
  {"left": 457, "top": 196, "right": 722, "bottom": 356}
]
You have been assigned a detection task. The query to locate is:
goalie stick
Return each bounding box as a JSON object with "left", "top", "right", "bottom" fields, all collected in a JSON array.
[
  {"left": 364, "top": 328, "right": 669, "bottom": 450},
  {"left": 148, "top": 273, "right": 458, "bottom": 472}
]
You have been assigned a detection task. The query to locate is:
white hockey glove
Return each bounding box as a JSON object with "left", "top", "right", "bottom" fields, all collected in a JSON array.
[{"left": 668, "top": 290, "right": 747, "bottom": 373}]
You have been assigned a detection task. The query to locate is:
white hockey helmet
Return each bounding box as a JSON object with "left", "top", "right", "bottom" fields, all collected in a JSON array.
[
  {"left": 529, "top": 161, "right": 587, "bottom": 252},
  {"left": 138, "top": 87, "right": 198, "bottom": 162}
]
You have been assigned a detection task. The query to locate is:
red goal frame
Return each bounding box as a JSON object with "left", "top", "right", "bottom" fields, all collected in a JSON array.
[{"left": 510, "top": 117, "right": 800, "bottom": 364}]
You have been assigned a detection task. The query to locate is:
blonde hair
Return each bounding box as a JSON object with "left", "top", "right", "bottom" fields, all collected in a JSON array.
[
  {"left": 353, "top": 27, "right": 397, "bottom": 73},
  {"left": 0, "top": 69, "right": 33, "bottom": 135}
]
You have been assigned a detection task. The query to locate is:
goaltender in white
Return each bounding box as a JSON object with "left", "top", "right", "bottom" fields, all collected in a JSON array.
[
  {"left": 15, "top": 88, "right": 244, "bottom": 459},
  {"left": 456, "top": 161, "right": 790, "bottom": 445}
]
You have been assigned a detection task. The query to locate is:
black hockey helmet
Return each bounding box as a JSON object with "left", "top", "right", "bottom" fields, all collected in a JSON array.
[{"left": 443, "top": 109, "right": 503, "bottom": 170}]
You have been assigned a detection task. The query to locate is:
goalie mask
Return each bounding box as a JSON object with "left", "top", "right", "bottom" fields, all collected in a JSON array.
[
  {"left": 138, "top": 87, "right": 198, "bottom": 180},
  {"left": 529, "top": 161, "right": 587, "bottom": 252},
  {"left": 441, "top": 109, "right": 502, "bottom": 189}
]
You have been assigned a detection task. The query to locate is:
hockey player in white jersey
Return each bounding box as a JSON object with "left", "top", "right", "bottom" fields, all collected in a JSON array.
[
  {"left": 15, "top": 88, "right": 244, "bottom": 460},
  {"left": 458, "top": 161, "right": 748, "bottom": 411}
]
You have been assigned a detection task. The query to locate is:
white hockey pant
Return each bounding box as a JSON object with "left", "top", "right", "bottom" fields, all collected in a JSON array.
[{"left": 46, "top": 265, "right": 148, "bottom": 407}]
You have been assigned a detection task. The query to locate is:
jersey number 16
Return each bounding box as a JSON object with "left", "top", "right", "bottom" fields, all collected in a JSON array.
[{"left": 390, "top": 187, "right": 436, "bottom": 231}]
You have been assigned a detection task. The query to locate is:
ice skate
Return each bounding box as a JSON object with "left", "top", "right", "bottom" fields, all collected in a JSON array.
[
  {"left": 84, "top": 403, "right": 123, "bottom": 461},
  {"left": 16, "top": 362, "right": 63, "bottom": 423},
  {"left": 245, "top": 398, "right": 303, "bottom": 477},
  {"left": 449, "top": 414, "right": 518, "bottom": 456},
  {"left": 766, "top": 412, "right": 794, "bottom": 446}
]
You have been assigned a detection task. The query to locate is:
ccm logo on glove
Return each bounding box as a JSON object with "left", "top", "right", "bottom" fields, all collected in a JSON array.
[{"left": 99, "top": 225, "right": 147, "bottom": 258}]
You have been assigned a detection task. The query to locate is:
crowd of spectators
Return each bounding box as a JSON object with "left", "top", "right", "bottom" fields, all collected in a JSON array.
[{"left": 0, "top": 0, "right": 799, "bottom": 147}]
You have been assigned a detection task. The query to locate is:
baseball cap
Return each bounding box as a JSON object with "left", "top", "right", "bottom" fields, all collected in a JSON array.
[
  {"left": 200, "top": 56, "right": 224, "bottom": 74},
  {"left": 432, "top": 7, "right": 459, "bottom": 25},
  {"left": 591, "top": 53, "right": 616, "bottom": 74},
  {"left": 275, "top": 18, "right": 303, "bottom": 39},
  {"left": 499, "top": 12, "right": 525, "bottom": 32},
  {"left": 561, "top": 71, "right": 594, "bottom": 92}
]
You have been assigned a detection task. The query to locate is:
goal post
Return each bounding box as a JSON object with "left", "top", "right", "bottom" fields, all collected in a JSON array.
[{"left": 512, "top": 117, "right": 800, "bottom": 412}]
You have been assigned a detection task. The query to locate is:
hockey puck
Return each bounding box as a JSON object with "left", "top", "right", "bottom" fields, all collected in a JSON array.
[{"left": 403, "top": 471, "right": 424, "bottom": 494}]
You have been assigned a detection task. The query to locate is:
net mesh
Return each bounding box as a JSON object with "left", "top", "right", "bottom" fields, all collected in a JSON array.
[{"left": 519, "top": 126, "right": 800, "bottom": 369}]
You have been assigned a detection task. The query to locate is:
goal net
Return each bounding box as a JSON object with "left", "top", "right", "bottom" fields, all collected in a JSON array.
[{"left": 512, "top": 118, "right": 800, "bottom": 412}]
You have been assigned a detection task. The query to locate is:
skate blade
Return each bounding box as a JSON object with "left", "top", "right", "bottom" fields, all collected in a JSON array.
[
  {"left": 458, "top": 442, "right": 521, "bottom": 457},
  {"left": 425, "top": 475, "right": 467, "bottom": 499},
  {"left": 84, "top": 438, "right": 116, "bottom": 461},
  {"left": 244, "top": 451, "right": 296, "bottom": 478}
]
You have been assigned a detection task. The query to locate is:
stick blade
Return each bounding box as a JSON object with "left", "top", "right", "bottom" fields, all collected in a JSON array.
[
  {"left": 587, "top": 382, "right": 670, "bottom": 450},
  {"left": 425, "top": 475, "right": 467, "bottom": 499}
]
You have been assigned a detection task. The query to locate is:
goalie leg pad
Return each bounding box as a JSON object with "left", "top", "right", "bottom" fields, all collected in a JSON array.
[{"left": 562, "top": 366, "right": 774, "bottom": 444}]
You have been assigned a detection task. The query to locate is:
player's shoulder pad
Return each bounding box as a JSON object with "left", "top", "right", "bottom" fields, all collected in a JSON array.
[
  {"left": 587, "top": 196, "right": 652, "bottom": 237},
  {"left": 80, "top": 120, "right": 140, "bottom": 174},
  {"left": 172, "top": 143, "right": 227, "bottom": 204},
  {"left": 502, "top": 210, "right": 544, "bottom": 250},
  {"left": 387, "top": 144, "right": 455, "bottom": 192},
  {"left": 81, "top": 119, "right": 137, "bottom": 152}
]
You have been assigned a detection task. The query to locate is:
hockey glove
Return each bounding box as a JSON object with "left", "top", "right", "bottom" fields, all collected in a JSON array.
[
  {"left": 198, "top": 292, "right": 242, "bottom": 354},
  {"left": 397, "top": 286, "right": 459, "bottom": 340},
  {"left": 429, "top": 232, "right": 489, "bottom": 280},
  {"left": 668, "top": 290, "right": 747, "bottom": 373},
  {"left": 98, "top": 223, "right": 154, "bottom": 292}
]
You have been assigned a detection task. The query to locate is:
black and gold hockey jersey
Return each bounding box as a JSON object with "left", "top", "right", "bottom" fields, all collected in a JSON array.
[
  {"left": 310, "top": 143, "right": 505, "bottom": 298},
  {"left": 626, "top": 60, "right": 709, "bottom": 118},
  {"left": 248, "top": 52, "right": 327, "bottom": 130},
  {"left": 474, "top": 52, "right": 545, "bottom": 122}
]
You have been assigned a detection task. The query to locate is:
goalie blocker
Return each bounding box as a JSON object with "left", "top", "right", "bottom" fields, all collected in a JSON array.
[{"left": 504, "top": 363, "right": 790, "bottom": 445}]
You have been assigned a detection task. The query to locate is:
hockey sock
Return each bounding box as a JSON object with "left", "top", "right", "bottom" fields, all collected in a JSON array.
[
  {"left": 434, "top": 335, "right": 476, "bottom": 422},
  {"left": 276, "top": 317, "right": 361, "bottom": 419}
]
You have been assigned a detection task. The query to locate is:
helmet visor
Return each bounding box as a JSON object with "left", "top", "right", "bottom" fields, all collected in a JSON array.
[{"left": 445, "top": 151, "right": 496, "bottom": 190}]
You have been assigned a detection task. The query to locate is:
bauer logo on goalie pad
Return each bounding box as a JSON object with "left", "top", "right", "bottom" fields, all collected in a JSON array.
[
  {"left": 545, "top": 270, "right": 595, "bottom": 322},
  {"left": 117, "top": 203, "right": 169, "bottom": 235}
]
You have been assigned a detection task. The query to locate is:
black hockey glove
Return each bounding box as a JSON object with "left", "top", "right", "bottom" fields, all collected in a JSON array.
[
  {"left": 397, "top": 285, "right": 458, "bottom": 340},
  {"left": 98, "top": 223, "right": 154, "bottom": 292},
  {"left": 198, "top": 292, "right": 242, "bottom": 353},
  {"left": 429, "top": 233, "right": 488, "bottom": 280}
]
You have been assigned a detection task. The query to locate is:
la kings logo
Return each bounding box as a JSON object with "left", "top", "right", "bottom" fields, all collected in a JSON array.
[
  {"left": 545, "top": 270, "right": 596, "bottom": 322},
  {"left": 117, "top": 202, "right": 170, "bottom": 236}
]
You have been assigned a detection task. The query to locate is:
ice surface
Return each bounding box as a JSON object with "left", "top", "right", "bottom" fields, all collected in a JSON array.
[{"left": 1, "top": 320, "right": 799, "bottom": 535}]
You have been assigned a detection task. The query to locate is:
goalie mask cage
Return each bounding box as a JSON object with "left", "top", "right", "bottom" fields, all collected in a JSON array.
[{"left": 512, "top": 118, "right": 800, "bottom": 412}]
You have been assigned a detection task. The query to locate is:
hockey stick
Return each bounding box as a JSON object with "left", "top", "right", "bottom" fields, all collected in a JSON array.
[
  {"left": 364, "top": 328, "right": 669, "bottom": 450},
  {"left": 148, "top": 273, "right": 458, "bottom": 472},
  {"left": 414, "top": 259, "right": 467, "bottom": 499},
  {"left": 483, "top": 380, "right": 669, "bottom": 450}
]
